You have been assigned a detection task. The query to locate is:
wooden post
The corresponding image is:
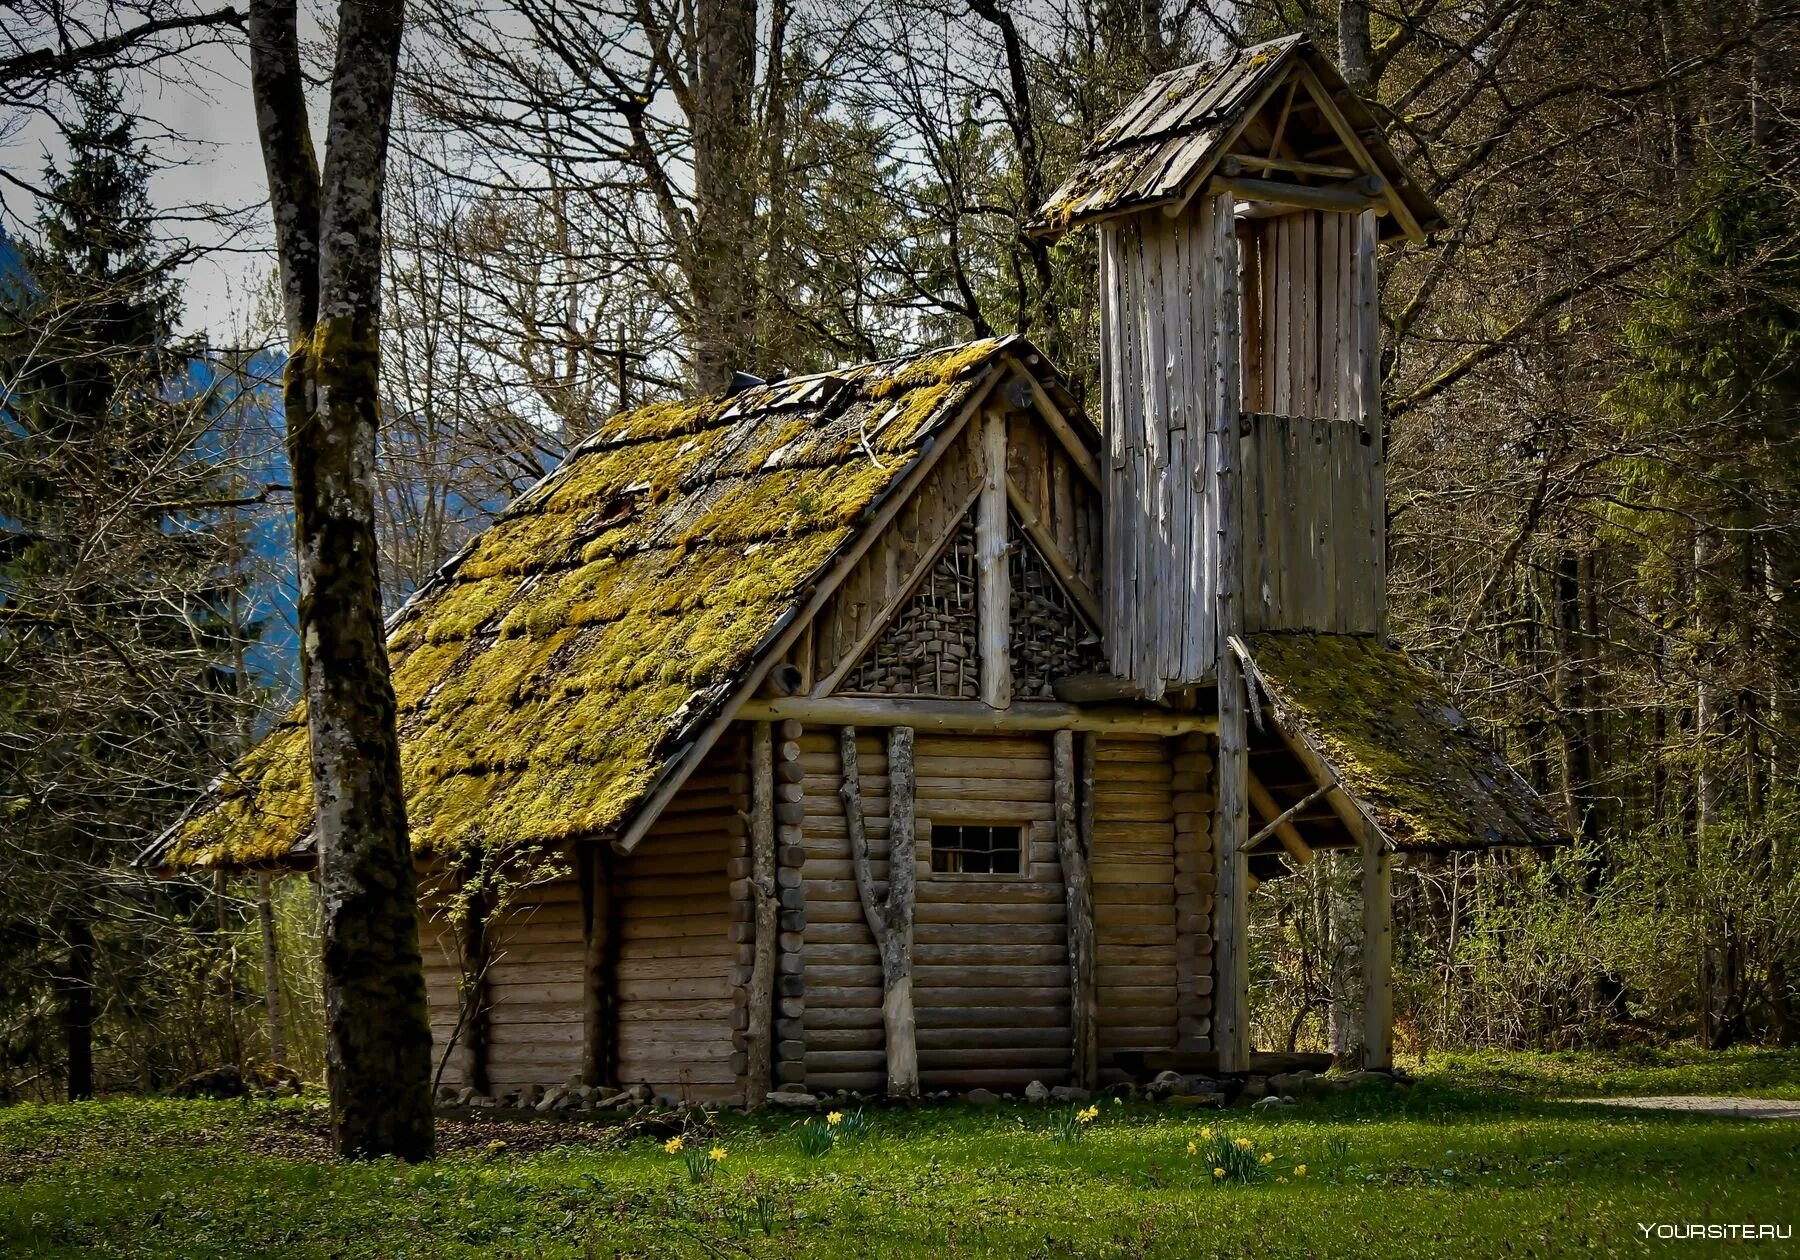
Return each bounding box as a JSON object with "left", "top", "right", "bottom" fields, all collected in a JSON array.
[
  {"left": 1209, "top": 189, "right": 1251, "bottom": 1075},
  {"left": 773, "top": 720, "right": 807, "bottom": 1088},
  {"left": 839, "top": 724, "right": 919, "bottom": 1098},
  {"left": 1361, "top": 825, "right": 1393, "bottom": 1070},
  {"left": 744, "top": 722, "right": 779, "bottom": 1105},
  {"left": 256, "top": 873, "right": 286, "bottom": 1065},
  {"left": 1053, "top": 730, "right": 1097, "bottom": 1090},
  {"left": 453, "top": 864, "right": 490, "bottom": 1095},
  {"left": 976, "top": 408, "right": 1012, "bottom": 709},
  {"left": 578, "top": 842, "right": 615, "bottom": 1088}
]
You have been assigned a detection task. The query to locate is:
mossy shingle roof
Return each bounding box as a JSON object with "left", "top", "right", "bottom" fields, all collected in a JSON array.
[
  {"left": 149, "top": 337, "right": 1029, "bottom": 872},
  {"left": 1242, "top": 632, "right": 1567, "bottom": 852}
]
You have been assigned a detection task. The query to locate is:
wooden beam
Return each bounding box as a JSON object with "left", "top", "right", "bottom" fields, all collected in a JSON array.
[
  {"left": 977, "top": 409, "right": 1012, "bottom": 710},
  {"left": 999, "top": 357, "right": 1102, "bottom": 489},
  {"left": 1361, "top": 820, "right": 1394, "bottom": 1070},
  {"left": 1212, "top": 175, "right": 1383, "bottom": 216},
  {"left": 1246, "top": 771, "right": 1316, "bottom": 865},
  {"left": 1221, "top": 153, "right": 1359, "bottom": 181},
  {"left": 1293, "top": 64, "right": 1426, "bottom": 243},
  {"left": 1006, "top": 476, "right": 1103, "bottom": 628},
  {"left": 744, "top": 722, "right": 778, "bottom": 1106},
  {"left": 840, "top": 725, "right": 920, "bottom": 1098},
  {"left": 1053, "top": 730, "right": 1098, "bottom": 1090},
  {"left": 736, "top": 696, "right": 1219, "bottom": 735}
]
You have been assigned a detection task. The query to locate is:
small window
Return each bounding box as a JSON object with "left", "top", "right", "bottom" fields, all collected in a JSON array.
[{"left": 930, "top": 824, "right": 1022, "bottom": 875}]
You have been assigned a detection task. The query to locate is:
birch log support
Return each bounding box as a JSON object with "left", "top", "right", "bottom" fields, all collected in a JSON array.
[
  {"left": 257, "top": 874, "right": 286, "bottom": 1064},
  {"left": 838, "top": 724, "right": 920, "bottom": 1099},
  {"left": 745, "top": 722, "right": 779, "bottom": 1105},
  {"left": 1053, "top": 730, "right": 1098, "bottom": 1090},
  {"left": 977, "top": 409, "right": 1012, "bottom": 709},
  {"left": 1361, "top": 825, "right": 1393, "bottom": 1070},
  {"left": 578, "top": 843, "right": 615, "bottom": 1088}
]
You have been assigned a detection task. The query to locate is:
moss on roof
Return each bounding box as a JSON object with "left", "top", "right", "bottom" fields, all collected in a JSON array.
[
  {"left": 153, "top": 337, "right": 1020, "bottom": 871},
  {"left": 1242, "top": 632, "right": 1567, "bottom": 853}
]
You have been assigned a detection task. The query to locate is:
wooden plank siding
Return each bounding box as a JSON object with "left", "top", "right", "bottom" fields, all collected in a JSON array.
[
  {"left": 612, "top": 739, "right": 745, "bottom": 1102},
  {"left": 1004, "top": 416, "right": 1103, "bottom": 598},
  {"left": 482, "top": 875, "right": 586, "bottom": 1094}
]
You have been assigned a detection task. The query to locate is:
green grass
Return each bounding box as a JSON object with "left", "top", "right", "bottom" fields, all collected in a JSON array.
[{"left": 2, "top": 1052, "right": 1797, "bottom": 1258}]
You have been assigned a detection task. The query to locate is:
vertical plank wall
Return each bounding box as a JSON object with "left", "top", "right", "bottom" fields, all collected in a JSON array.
[
  {"left": 612, "top": 739, "right": 744, "bottom": 1102},
  {"left": 798, "top": 730, "right": 1072, "bottom": 1093}
]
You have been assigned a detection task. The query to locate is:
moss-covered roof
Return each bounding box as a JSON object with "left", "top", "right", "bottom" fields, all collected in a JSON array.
[
  {"left": 148, "top": 337, "right": 1031, "bottom": 872},
  {"left": 1241, "top": 632, "right": 1567, "bottom": 853}
]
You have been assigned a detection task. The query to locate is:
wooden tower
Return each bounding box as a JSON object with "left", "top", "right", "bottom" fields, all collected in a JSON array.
[{"left": 1033, "top": 34, "right": 1444, "bottom": 1070}]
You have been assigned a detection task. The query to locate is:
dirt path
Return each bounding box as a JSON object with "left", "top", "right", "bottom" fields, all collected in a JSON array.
[{"left": 1570, "top": 1096, "right": 1800, "bottom": 1120}]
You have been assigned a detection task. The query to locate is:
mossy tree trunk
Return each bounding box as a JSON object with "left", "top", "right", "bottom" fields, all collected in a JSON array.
[{"left": 247, "top": 0, "right": 433, "bottom": 1161}]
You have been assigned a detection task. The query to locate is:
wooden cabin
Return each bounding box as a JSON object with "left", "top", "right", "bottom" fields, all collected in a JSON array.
[{"left": 146, "top": 36, "right": 1561, "bottom": 1104}]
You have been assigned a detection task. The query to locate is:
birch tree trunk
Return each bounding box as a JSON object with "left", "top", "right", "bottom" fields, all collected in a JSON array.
[
  {"left": 248, "top": 0, "right": 434, "bottom": 1161},
  {"left": 691, "top": 0, "right": 758, "bottom": 393}
]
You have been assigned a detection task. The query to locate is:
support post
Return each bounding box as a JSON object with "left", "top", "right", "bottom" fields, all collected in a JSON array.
[
  {"left": 745, "top": 722, "right": 779, "bottom": 1105},
  {"left": 976, "top": 408, "right": 1012, "bottom": 709},
  {"left": 839, "top": 725, "right": 919, "bottom": 1098},
  {"left": 1209, "top": 188, "right": 1251, "bottom": 1074},
  {"left": 1361, "top": 826, "right": 1393, "bottom": 1070},
  {"left": 579, "top": 842, "right": 616, "bottom": 1088},
  {"left": 1053, "top": 730, "right": 1097, "bottom": 1090},
  {"left": 257, "top": 873, "right": 286, "bottom": 1065}
]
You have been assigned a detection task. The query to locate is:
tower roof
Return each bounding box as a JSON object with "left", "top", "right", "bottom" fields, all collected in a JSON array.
[{"left": 1031, "top": 34, "right": 1443, "bottom": 242}]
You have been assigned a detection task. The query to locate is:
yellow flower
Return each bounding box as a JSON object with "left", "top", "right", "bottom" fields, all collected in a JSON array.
[
  {"left": 663, "top": 1136, "right": 684, "bottom": 1154},
  {"left": 1294, "top": 1164, "right": 1307, "bottom": 1177},
  {"left": 826, "top": 1111, "right": 844, "bottom": 1126},
  {"left": 1213, "top": 1167, "right": 1227, "bottom": 1179},
  {"left": 486, "top": 1140, "right": 507, "bottom": 1154},
  {"left": 1276, "top": 1176, "right": 1289, "bottom": 1184},
  {"left": 1186, "top": 1140, "right": 1198, "bottom": 1155},
  {"left": 1077, "top": 1105, "right": 1099, "bottom": 1123},
  {"left": 709, "top": 1146, "right": 728, "bottom": 1162},
  {"left": 1234, "top": 1137, "right": 1253, "bottom": 1151},
  {"left": 1200, "top": 1126, "right": 1213, "bottom": 1139},
  {"left": 1259, "top": 1153, "right": 1275, "bottom": 1165}
]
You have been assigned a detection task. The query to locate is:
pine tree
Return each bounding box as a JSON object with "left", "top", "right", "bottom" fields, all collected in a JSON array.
[{"left": 0, "top": 76, "right": 248, "bottom": 1100}]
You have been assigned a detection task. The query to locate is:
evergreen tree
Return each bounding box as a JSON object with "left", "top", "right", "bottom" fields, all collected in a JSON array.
[{"left": 0, "top": 76, "right": 250, "bottom": 1099}]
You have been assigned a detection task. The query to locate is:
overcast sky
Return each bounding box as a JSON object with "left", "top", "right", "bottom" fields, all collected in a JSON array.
[{"left": 1, "top": 24, "right": 324, "bottom": 344}]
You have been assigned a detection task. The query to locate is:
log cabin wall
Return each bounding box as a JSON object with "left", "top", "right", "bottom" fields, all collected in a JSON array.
[
  {"left": 419, "top": 870, "right": 471, "bottom": 1090},
  {"left": 611, "top": 737, "right": 744, "bottom": 1102},
  {"left": 798, "top": 728, "right": 1074, "bottom": 1093},
  {"left": 479, "top": 873, "right": 586, "bottom": 1096}
]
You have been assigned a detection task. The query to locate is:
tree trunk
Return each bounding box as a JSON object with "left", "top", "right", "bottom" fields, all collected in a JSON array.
[
  {"left": 690, "top": 0, "right": 758, "bottom": 392},
  {"left": 1053, "top": 731, "right": 1097, "bottom": 1090},
  {"left": 838, "top": 725, "right": 918, "bottom": 1099},
  {"left": 1337, "top": 0, "right": 1374, "bottom": 91},
  {"left": 578, "top": 843, "right": 614, "bottom": 1089},
  {"left": 258, "top": 875, "right": 286, "bottom": 1065},
  {"left": 745, "top": 722, "right": 779, "bottom": 1104},
  {"left": 61, "top": 914, "right": 95, "bottom": 1101},
  {"left": 247, "top": 0, "right": 433, "bottom": 1160}
]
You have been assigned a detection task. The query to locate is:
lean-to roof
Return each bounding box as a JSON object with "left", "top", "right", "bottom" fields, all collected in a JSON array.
[
  {"left": 1240, "top": 632, "right": 1567, "bottom": 853},
  {"left": 146, "top": 337, "right": 1046, "bottom": 873}
]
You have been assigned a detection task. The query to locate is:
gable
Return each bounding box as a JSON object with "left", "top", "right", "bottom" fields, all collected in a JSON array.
[
  {"left": 1030, "top": 34, "right": 1441, "bottom": 243},
  {"left": 146, "top": 337, "right": 1082, "bottom": 873},
  {"left": 1010, "top": 523, "right": 1105, "bottom": 698},
  {"left": 843, "top": 511, "right": 981, "bottom": 699}
]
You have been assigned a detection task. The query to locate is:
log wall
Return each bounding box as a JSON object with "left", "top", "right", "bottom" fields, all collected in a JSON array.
[
  {"left": 612, "top": 739, "right": 743, "bottom": 1102},
  {"left": 483, "top": 875, "right": 586, "bottom": 1094},
  {"left": 797, "top": 729, "right": 1072, "bottom": 1093},
  {"left": 1090, "top": 735, "right": 1179, "bottom": 1075}
]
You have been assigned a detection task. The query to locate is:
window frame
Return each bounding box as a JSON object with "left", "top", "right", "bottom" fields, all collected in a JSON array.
[{"left": 925, "top": 818, "right": 1029, "bottom": 880}]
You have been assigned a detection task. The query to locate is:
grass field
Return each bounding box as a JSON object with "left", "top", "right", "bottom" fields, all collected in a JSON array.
[{"left": 2, "top": 1048, "right": 1796, "bottom": 1259}]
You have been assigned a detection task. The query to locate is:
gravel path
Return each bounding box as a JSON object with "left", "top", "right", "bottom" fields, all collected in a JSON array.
[{"left": 1571, "top": 1096, "right": 1800, "bottom": 1120}]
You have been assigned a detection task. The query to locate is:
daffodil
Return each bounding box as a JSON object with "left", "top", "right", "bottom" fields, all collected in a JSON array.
[
  {"left": 1112, "top": 1096, "right": 1123, "bottom": 1106},
  {"left": 1276, "top": 1176, "right": 1289, "bottom": 1185},
  {"left": 1234, "top": 1137, "right": 1253, "bottom": 1151},
  {"left": 1213, "top": 1167, "right": 1226, "bottom": 1179},
  {"left": 1259, "top": 1153, "right": 1275, "bottom": 1165},
  {"left": 827, "top": 1111, "right": 844, "bottom": 1126},
  {"left": 1294, "top": 1164, "right": 1307, "bottom": 1177},
  {"left": 1200, "top": 1126, "right": 1213, "bottom": 1139},
  {"left": 709, "top": 1146, "right": 728, "bottom": 1162},
  {"left": 1186, "top": 1140, "right": 1197, "bottom": 1155},
  {"left": 663, "top": 1136, "right": 684, "bottom": 1154},
  {"left": 1077, "top": 1105, "right": 1099, "bottom": 1123}
]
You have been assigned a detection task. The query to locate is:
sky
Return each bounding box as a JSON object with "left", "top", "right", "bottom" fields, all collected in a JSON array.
[{"left": 1, "top": 20, "right": 323, "bottom": 343}]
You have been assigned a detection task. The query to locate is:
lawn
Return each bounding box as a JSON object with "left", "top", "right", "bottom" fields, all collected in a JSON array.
[{"left": 2, "top": 1049, "right": 1796, "bottom": 1259}]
